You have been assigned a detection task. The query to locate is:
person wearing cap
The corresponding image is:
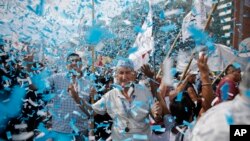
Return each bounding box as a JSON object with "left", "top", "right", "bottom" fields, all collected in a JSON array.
[
  {"left": 214, "top": 64, "right": 241, "bottom": 105},
  {"left": 182, "top": 71, "right": 202, "bottom": 117},
  {"left": 75, "top": 58, "right": 162, "bottom": 141},
  {"left": 190, "top": 64, "right": 250, "bottom": 141}
]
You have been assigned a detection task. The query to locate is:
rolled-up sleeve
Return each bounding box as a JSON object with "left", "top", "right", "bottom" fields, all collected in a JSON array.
[{"left": 92, "top": 94, "right": 108, "bottom": 115}]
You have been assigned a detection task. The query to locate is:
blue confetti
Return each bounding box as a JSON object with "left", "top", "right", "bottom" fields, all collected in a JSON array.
[
  {"left": 85, "top": 25, "right": 113, "bottom": 45},
  {"left": 134, "top": 25, "right": 144, "bottom": 33},
  {"left": 183, "top": 120, "right": 191, "bottom": 127},
  {"left": 133, "top": 101, "right": 144, "bottom": 107},
  {"left": 0, "top": 86, "right": 26, "bottom": 132},
  {"left": 160, "top": 24, "right": 176, "bottom": 33},
  {"left": 111, "top": 83, "right": 123, "bottom": 91},
  {"left": 221, "top": 82, "right": 229, "bottom": 101},
  {"left": 127, "top": 47, "right": 138, "bottom": 54},
  {"left": 6, "top": 131, "right": 12, "bottom": 140},
  {"left": 31, "top": 72, "right": 48, "bottom": 93},
  {"left": 133, "top": 134, "right": 148, "bottom": 140},
  {"left": 42, "top": 93, "right": 56, "bottom": 102},
  {"left": 188, "top": 26, "right": 215, "bottom": 52},
  {"left": 225, "top": 113, "right": 234, "bottom": 125},
  {"left": 144, "top": 118, "right": 150, "bottom": 124},
  {"left": 43, "top": 26, "right": 53, "bottom": 33},
  {"left": 69, "top": 118, "right": 79, "bottom": 134},
  {"left": 170, "top": 68, "right": 177, "bottom": 77},
  {"left": 26, "top": 0, "right": 45, "bottom": 16},
  {"left": 151, "top": 125, "right": 161, "bottom": 130},
  {"left": 159, "top": 10, "right": 165, "bottom": 20},
  {"left": 244, "top": 89, "right": 250, "bottom": 99},
  {"left": 131, "top": 109, "right": 138, "bottom": 117},
  {"left": 175, "top": 91, "right": 183, "bottom": 102}
]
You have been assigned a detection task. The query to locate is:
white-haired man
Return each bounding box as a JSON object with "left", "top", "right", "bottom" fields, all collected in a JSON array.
[{"left": 72, "top": 58, "right": 162, "bottom": 141}]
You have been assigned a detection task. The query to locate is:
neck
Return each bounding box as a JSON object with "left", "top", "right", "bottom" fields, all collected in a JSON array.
[{"left": 122, "top": 87, "right": 131, "bottom": 101}]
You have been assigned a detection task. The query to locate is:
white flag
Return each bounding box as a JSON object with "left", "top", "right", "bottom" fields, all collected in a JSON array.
[
  {"left": 176, "top": 50, "right": 198, "bottom": 72},
  {"left": 182, "top": 0, "right": 212, "bottom": 41},
  {"left": 129, "top": 1, "right": 154, "bottom": 71},
  {"left": 208, "top": 44, "right": 250, "bottom": 71}
]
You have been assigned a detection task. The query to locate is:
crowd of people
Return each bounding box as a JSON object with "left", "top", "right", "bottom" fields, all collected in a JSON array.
[{"left": 0, "top": 39, "right": 250, "bottom": 141}]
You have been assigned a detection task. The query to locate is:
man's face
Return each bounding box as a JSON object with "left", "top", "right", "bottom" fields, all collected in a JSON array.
[
  {"left": 115, "top": 67, "right": 135, "bottom": 88},
  {"left": 67, "top": 56, "right": 82, "bottom": 71}
]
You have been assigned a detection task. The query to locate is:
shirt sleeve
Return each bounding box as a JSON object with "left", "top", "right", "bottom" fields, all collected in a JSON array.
[{"left": 92, "top": 93, "right": 108, "bottom": 115}]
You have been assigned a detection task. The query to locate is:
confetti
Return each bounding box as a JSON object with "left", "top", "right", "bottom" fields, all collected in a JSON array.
[
  {"left": 69, "top": 118, "right": 79, "bottom": 134},
  {"left": 175, "top": 92, "right": 183, "bottom": 102},
  {"left": 6, "top": 131, "right": 12, "bottom": 140},
  {"left": 225, "top": 113, "right": 234, "bottom": 125},
  {"left": 221, "top": 82, "right": 229, "bottom": 102},
  {"left": 244, "top": 89, "right": 250, "bottom": 99},
  {"left": 160, "top": 24, "right": 177, "bottom": 33},
  {"left": 133, "top": 134, "right": 148, "bottom": 140}
]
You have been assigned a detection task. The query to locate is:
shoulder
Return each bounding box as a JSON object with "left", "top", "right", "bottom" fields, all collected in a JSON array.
[
  {"left": 134, "top": 84, "right": 153, "bottom": 100},
  {"left": 190, "top": 101, "right": 234, "bottom": 140},
  {"left": 134, "top": 84, "right": 151, "bottom": 93},
  {"left": 102, "top": 88, "right": 119, "bottom": 99},
  {"left": 49, "top": 72, "right": 66, "bottom": 79}
]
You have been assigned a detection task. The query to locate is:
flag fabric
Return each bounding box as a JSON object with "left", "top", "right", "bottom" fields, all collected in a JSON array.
[
  {"left": 208, "top": 44, "right": 250, "bottom": 71},
  {"left": 129, "top": 1, "right": 154, "bottom": 71},
  {"left": 182, "top": 0, "right": 212, "bottom": 42},
  {"left": 176, "top": 50, "right": 198, "bottom": 72},
  {"left": 176, "top": 44, "right": 250, "bottom": 73},
  {"left": 162, "top": 57, "right": 174, "bottom": 86}
]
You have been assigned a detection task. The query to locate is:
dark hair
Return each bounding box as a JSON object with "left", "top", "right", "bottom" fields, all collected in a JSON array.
[
  {"left": 170, "top": 92, "right": 195, "bottom": 125},
  {"left": 66, "top": 53, "right": 80, "bottom": 61},
  {"left": 225, "top": 64, "right": 235, "bottom": 75}
]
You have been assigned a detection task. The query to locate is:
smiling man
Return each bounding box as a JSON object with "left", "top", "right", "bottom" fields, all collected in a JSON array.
[
  {"left": 46, "top": 53, "right": 91, "bottom": 141},
  {"left": 74, "top": 58, "right": 162, "bottom": 141}
]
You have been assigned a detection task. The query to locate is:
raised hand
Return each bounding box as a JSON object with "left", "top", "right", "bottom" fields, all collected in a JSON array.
[
  {"left": 151, "top": 101, "right": 163, "bottom": 122},
  {"left": 141, "top": 64, "right": 154, "bottom": 78},
  {"left": 197, "top": 52, "right": 209, "bottom": 75}
]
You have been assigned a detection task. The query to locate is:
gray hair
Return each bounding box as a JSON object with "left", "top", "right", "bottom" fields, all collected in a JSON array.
[{"left": 116, "top": 59, "right": 134, "bottom": 71}]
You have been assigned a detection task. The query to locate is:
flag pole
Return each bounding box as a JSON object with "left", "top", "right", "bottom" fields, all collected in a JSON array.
[
  {"left": 180, "top": 2, "right": 219, "bottom": 80},
  {"left": 90, "top": 0, "right": 96, "bottom": 105},
  {"left": 157, "top": 2, "right": 219, "bottom": 79},
  {"left": 91, "top": 0, "right": 95, "bottom": 73},
  {"left": 212, "top": 57, "right": 236, "bottom": 85},
  {"left": 156, "top": 31, "right": 181, "bottom": 78}
]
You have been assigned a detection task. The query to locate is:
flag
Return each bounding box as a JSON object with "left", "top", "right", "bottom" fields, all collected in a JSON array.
[
  {"left": 128, "top": 1, "right": 154, "bottom": 71},
  {"left": 182, "top": 0, "right": 212, "bottom": 42},
  {"left": 176, "top": 50, "right": 198, "bottom": 72},
  {"left": 208, "top": 44, "right": 250, "bottom": 71}
]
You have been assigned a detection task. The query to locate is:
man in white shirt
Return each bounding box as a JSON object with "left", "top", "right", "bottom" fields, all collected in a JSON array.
[{"left": 77, "top": 59, "right": 162, "bottom": 141}]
